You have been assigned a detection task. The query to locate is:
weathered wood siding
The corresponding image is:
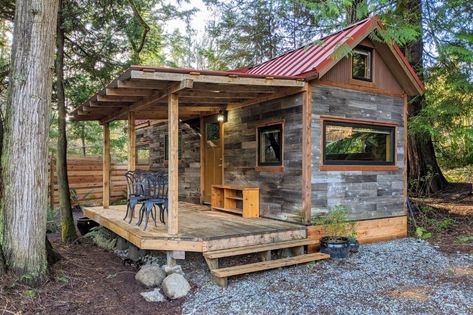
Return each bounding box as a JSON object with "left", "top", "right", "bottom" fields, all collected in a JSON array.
[
  {"left": 136, "top": 120, "right": 201, "bottom": 203},
  {"left": 224, "top": 94, "right": 304, "bottom": 221},
  {"left": 310, "top": 83, "right": 405, "bottom": 220},
  {"left": 321, "top": 38, "right": 404, "bottom": 95}
]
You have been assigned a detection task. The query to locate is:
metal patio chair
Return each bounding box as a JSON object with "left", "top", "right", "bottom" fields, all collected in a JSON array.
[
  {"left": 123, "top": 170, "right": 147, "bottom": 223},
  {"left": 137, "top": 172, "right": 168, "bottom": 230}
]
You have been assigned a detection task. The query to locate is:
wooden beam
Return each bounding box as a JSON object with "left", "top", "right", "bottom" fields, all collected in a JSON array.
[
  {"left": 131, "top": 70, "right": 305, "bottom": 88},
  {"left": 403, "top": 94, "right": 408, "bottom": 215},
  {"left": 302, "top": 83, "right": 312, "bottom": 224},
  {"left": 105, "top": 88, "right": 153, "bottom": 97},
  {"left": 117, "top": 80, "right": 169, "bottom": 90},
  {"left": 128, "top": 112, "right": 136, "bottom": 171},
  {"left": 200, "top": 116, "right": 205, "bottom": 204},
  {"left": 97, "top": 95, "right": 139, "bottom": 103},
  {"left": 168, "top": 93, "right": 179, "bottom": 235},
  {"left": 102, "top": 79, "right": 193, "bottom": 123},
  {"left": 226, "top": 86, "right": 306, "bottom": 110},
  {"left": 103, "top": 123, "right": 111, "bottom": 208}
]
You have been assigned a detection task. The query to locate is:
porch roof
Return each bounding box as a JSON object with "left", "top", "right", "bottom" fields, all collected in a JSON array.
[{"left": 70, "top": 65, "right": 306, "bottom": 123}]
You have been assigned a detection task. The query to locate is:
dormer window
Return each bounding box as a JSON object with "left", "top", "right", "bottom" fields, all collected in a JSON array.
[{"left": 352, "top": 47, "right": 372, "bottom": 81}]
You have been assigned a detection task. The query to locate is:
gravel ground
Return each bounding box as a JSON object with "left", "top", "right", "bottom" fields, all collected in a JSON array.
[{"left": 179, "top": 238, "right": 473, "bottom": 315}]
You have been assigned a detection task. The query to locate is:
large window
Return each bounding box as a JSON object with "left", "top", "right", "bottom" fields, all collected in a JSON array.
[
  {"left": 352, "top": 47, "right": 372, "bottom": 81},
  {"left": 323, "top": 120, "right": 395, "bottom": 165},
  {"left": 257, "top": 122, "right": 283, "bottom": 167}
]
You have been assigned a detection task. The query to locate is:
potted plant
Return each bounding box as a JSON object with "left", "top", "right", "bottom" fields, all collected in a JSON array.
[{"left": 312, "top": 206, "right": 357, "bottom": 258}]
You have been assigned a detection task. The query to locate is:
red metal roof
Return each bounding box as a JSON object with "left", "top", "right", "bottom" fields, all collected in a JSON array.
[{"left": 243, "top": 16, "right": 423, "bottom": 92}]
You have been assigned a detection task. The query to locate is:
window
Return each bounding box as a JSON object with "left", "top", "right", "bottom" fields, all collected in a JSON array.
[
  {"left": 164, "top": 133, "right": 182, "bottom": 160},
  {"left": 136, "top": 145, "right": 150, "bottom": 165},
  {"left": 352, "top": 47, "right": 372, "bottom": 81},
  {"left": 206, "top": 123, "right": 220, "bottom": 141},
  {"left": 257, "top": 122, "right": 283, "bottom": 167},
  {"left": 323, "top": 120, "right": 395, "bottom": 165}
]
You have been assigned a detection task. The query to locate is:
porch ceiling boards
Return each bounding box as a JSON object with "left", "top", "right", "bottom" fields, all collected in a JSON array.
[{"left": 69, "top": 65, "right": 306, "bottom": 123}]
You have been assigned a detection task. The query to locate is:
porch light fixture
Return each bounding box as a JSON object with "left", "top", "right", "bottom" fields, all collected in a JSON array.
[{"left": 217, "top": 110, "right": 227, "bottom": 123}]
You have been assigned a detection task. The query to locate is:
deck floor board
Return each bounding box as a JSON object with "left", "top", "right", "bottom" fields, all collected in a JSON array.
[{"left": 84, "top": 202, "right": 306, "bottom": 252}]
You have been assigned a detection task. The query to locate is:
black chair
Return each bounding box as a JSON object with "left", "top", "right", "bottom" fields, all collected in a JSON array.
[
  {"left": 123, "top": 170, "right": 147, "bottom": 223},
  {"left": 137, "top": 172, "right": 168, "bottom": 230}
]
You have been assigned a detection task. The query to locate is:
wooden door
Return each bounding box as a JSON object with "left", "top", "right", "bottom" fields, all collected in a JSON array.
[{"left": 203, "top": 115, "right": 223, "bottom": 203}]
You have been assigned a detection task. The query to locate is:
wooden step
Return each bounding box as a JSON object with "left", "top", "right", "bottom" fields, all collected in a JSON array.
[
  {"left": 211, "top": 253, "right": 330, "bottom": 286},
  {"left": 212, "top": 206, "right": 243, "bottom": 215},
  {"left": 204, "top": 238, "right": 318, "bottom": 259}
]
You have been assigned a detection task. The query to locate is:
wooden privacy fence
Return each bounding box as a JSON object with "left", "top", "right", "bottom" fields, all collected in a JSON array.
[{"left": 49, "top": 155, "right": 128, "bottom": 208}]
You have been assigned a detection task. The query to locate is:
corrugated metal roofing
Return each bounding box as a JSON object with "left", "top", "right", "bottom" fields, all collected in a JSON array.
[{"left": 246, "top": 18, "right": 376, "bottom": 78}]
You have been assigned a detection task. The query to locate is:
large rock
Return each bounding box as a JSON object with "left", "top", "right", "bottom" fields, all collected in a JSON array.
[
  {"left": 161, "top": 273, "right": 191, "bottom": 299},
  {"left": 162, "top": 264, "right": 184, "bottom": 276},
  {"left": 128, "top": 244, "right": 145, "bottom": 261},
  {"left": 140, "top": 288, "right": 166, "bottom": 303},
  {"left": 116, "top": 237, "right": 129, "bottom": 251},
  {"left": 135, "top": 264, "right": 167, "bottom": 288}
]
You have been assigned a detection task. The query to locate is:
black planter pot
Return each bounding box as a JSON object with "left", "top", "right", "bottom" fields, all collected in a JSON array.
[
  {"left": 348, "top": 238, "right": 360, "bottom": 253},
  {"left": 320, "top": 236, "right": 350, "bottom": 259},
  {"left": 77, "top": 217, "right": 99, "bottom": 236}
]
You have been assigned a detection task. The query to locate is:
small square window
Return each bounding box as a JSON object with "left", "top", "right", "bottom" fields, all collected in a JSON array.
[
  {"left": 257, "top": 123, "right": 283, "bottom": 167},
  {"left": 136, "top": 145, "right": 150, "bottom": 165},
  {"left": 352, "top": 47, "right": 372, "bottom": 81}
]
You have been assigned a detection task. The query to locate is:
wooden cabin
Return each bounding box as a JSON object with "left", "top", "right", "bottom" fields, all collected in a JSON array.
[{"left": 71, "top": 17, "right": 423, "bottom": 286}]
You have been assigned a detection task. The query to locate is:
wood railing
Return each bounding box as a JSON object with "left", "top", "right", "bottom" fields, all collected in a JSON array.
[{"left": 48, "top": 155, "right": 128, "bottom": 208}]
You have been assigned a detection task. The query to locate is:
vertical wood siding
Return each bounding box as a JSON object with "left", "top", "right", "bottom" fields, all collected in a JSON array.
[
  {"left": 321, "top": 39, "right": 404, "bottom": 94},
  {"left": 311, "top": 84, "right": 405, "bottom": 220},
  {"left": 224, "top": 94, "right": 304, "bottom": 221}
]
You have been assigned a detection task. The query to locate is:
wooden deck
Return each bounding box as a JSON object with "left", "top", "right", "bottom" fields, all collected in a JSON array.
[{"left": 83, "top": 202, "right": 307, "bottom": 252}]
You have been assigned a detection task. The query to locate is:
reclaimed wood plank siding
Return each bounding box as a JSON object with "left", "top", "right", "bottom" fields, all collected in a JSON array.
[
  {"left": 224, "top": 94, "right": 304, "bottom": 221},
  {"left": 311, "top": 84, "right": 405, "bottom": 220},
  {"left": 136, "top": 119, "right": 201, "bottom": 203}
]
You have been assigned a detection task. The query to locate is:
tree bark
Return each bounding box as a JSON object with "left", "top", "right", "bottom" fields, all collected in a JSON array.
[
  {"left": 1, "top": 0, "right": 59, "bottom": 283},
  {"left": 400, "top": 0, "right": 448, "bottom": 194},
  {"left": 347, "top": 0, "right": 367, "bottom": 23},
  {"left": 56, "top": 0, "right": 77, "bottom": 243}
]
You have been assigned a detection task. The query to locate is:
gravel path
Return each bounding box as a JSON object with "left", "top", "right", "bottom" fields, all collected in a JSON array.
[{"left": 180, "top": 238, "right": 473, "bottom": 315}]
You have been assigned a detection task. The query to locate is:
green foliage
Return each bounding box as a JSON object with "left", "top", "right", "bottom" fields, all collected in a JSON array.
[
  {"left": 312, "top": 205, "right": 356, "bottom": 239},
  {"left": 85, "top": 226, "right": 117, "bottom": 251},
  {"left": 456, "top": 236, "right": 473, "bottom": 244},
  {"left": 55, "top": 274, "right": 70, "bottom": 284},
  {"left": 415, "top": 226, "right": 432, "bottom": 239},
  {"left": 22, "top": 289, "right": 37, "bottom": 298}
]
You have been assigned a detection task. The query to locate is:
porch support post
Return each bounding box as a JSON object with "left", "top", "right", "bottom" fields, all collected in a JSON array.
[
  {"left": 199, "top": 116, "right": 205, "bottom": 204},
  {"left": 302, "top": 83, "right": 312, "bottom": 224},
  {"left": 128, "top": 111, "right": 136, "bottom": 171},
  {"left": 103, "top": 122, "right": 111, "bottom": 208},
  {"left": 168, "top": 93, "right": 179, "bottom": 235}
]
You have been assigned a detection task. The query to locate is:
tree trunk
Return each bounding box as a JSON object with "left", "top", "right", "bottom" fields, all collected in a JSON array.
[
  {"left": 56, "top": 0, "right": 77, "bottom": 243},
  {"left": 1, "top": 0, "right": 59, "bottom": 283},
  {"left": 347, "top": 0, "right": 367, "bottom": 23},
  {"left": 400, "top": 0, "right": 448, "bottom": 195}
]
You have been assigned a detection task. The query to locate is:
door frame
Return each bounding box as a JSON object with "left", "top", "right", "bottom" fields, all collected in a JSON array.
[{"left": 200, "top": 114, "right": 224, "bottom": 204}]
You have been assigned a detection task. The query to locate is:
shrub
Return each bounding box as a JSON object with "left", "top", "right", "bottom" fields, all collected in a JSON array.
[{"left": 312, "top": 205, "right": 356, "bottom": 240}]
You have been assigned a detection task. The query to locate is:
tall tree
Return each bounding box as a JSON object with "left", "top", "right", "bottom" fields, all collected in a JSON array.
[
  {"left": 56, "top": 0, "right": 77, "bottom": 243},
  {"left": 1, "top": 0, "right": 59, "bottom": 283},
  {"left": 399, "top": 0, "right": 448, "bottom": 193}
]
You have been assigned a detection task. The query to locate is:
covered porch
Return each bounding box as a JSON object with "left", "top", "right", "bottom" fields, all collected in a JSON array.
[{"left": 70, "top": 66, "right": 313, "bottom": 260}]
